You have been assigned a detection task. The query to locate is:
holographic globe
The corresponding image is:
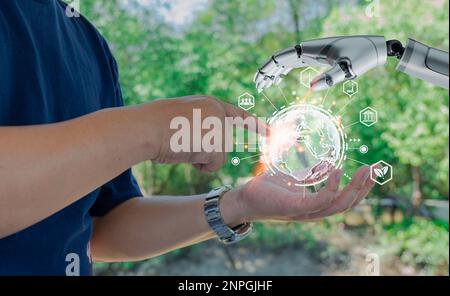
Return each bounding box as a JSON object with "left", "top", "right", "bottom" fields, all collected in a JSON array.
[{"left": 261, "top": 104, "right": 346, "bottom": 186}]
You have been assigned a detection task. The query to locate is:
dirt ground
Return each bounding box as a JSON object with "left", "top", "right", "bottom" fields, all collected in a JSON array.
[
  {"left": 94, "top": 226, "right": 412, "bottom": 276},
  {"left": 95, "top": 242, "right": 324, "bottom": 276},
  {"left": 95, "top": 240, "right": 384, "bottom": 276},
  {"left": 151, "top": 243, "right": 325, "bottom": 276}
]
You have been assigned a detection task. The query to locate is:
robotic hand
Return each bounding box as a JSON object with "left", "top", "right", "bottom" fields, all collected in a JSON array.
[{"left": 254, "top": 35, "right": 449, "bottom": 92}]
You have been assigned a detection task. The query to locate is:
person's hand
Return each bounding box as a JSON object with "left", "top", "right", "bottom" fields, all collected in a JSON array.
[
  {"left": 221, "top": 165, "right": 375, "bottom": 224},
  {"left": 144, "top": 95, "right": 266, "bottom": 172}
]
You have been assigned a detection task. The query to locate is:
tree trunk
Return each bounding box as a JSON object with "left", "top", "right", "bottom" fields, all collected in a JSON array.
[
  {"left": 287, "top": 0, "right": 302, "bottom": 42},
  {"left": 411, "top": 166, "right": 422, "bottom": 214}
]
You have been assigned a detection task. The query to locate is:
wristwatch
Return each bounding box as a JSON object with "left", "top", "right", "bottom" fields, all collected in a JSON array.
[{"left": 204, "top": 185, "right": 252, "bottom": 244}]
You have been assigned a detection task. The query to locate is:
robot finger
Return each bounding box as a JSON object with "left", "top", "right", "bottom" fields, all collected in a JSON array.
[
  {"left": 273, "top": 46, "right": 306, "bottom": 68},
  {"left": 310, "top": 63, "right": 347, "bottom": 91},
  {"left": 274, "top": 67, "right": 293, "bottom": 85}
]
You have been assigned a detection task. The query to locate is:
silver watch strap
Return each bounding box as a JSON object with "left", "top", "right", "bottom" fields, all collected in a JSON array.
[{"left": 204, "top": 186, "right": 252, "bottom": 244}]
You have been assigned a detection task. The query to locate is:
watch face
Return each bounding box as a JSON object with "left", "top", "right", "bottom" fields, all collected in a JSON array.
[{"left": 207, "top": 185, "right": 231, "bottom": 199}]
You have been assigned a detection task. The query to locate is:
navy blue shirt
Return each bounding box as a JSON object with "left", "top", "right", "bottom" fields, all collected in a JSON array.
[{"left": 0, "top": 0, "right": 142, "bottom": 275}]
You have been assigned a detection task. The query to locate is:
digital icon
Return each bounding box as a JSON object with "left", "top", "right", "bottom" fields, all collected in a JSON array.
[
  {"left": 359, "top": 107, "right": 378, "bottom": 127},
  {"left": 370, "top": 160, "right": 393, "bottom": 185},
  {"left": 238, "top": 92, "right": 255, "bottom": 111},
  {"left": 231, "top": 156, "right": 240, "bottom": 166},
  {"left": 343, "top": 80, "right": 359, "bottom": 97},
  {"left": 300, "top": 67, "right": 320, "bottom": 88},
  {"left": 359, "top": 145, "right": 369, "bottom": 154}
]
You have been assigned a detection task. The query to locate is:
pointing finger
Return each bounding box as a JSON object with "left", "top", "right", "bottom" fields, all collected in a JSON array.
[{"left": 220, "top": 101, "right": 271, "bottom": 136}]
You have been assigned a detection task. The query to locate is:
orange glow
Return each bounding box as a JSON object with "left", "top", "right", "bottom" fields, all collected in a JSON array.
[
  {"left": 263, "top": 121, "right": 298, "bottom": 163},
  {"left": 252, "top": 160, "right": 266, "bottom": 176},
  {"left": 303, "top": 89, "right": 312, "bottom": 102}
]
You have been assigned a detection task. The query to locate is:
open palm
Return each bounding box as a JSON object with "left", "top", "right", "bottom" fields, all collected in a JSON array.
[{"left": 238, "top": 165, "right": 375, "bottom": 222}]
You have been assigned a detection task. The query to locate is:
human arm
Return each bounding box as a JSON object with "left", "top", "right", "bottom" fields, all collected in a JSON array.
[
  {"left": 0, "top": 105, "right": 150, "bottom": 239},
  {"left": 0, "top": 96, "right": 253, "bottom": 239},
  {"left": 90, "top": 166, "right": 374, "bottom": 262}
]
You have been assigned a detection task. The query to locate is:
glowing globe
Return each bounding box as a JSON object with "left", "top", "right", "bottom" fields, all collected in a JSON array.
[{"left": 261, "top": 104, "right": 346, "bottom": 186}]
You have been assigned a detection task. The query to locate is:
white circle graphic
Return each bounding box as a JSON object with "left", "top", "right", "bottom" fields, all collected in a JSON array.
[
  {"left": 260, "top": 104, "right": 347, "bottom": 186},
  {"left": 359, "top": 145, "right": 369, "bottom": 154},
  {"left": 231, "top": 156, "right": 241, "bottom": 166}
]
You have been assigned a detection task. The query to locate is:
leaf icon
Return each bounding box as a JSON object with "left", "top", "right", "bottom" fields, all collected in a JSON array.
[
  {"left": 374, "top": 168, "right": 384, "bottom": 178},
  {"left": 373, "top": 166, "right": 389, "bottom": 179}
]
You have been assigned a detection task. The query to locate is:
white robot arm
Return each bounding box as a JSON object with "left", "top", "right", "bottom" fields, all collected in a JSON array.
[{"left": 254, "top": 36, "right": 449, "bottom": 92}]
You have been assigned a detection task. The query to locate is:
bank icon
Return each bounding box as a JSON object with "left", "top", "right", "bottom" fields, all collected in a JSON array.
[
  {"left": 360, "top": 107, "right": 378, "bottom": 127},
  {"left": 238, "top": 92, "right": 255, "bottom": 111}
]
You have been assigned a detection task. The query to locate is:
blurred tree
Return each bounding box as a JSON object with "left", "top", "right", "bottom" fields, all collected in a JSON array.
[
  {"left": 78, "top": 0, "right": 448, "bottom": 204},
  {"left": 75, "top": 0, "right": 448, "bottom": 276},
  {"left": 321, "top": 0, "right": 449, "bottom": 207}
]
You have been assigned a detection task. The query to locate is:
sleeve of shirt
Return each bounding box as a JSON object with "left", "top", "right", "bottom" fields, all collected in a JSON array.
[
  {"left": 90, "top": 38, "right": 143, "bottom": 217},
  {"left": 90, "top": 169, "right": 143, "bottom": 217}
]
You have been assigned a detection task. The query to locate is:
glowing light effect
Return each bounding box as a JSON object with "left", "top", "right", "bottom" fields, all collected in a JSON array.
[{"left": 260, "top": 104, "right": 347, "bottom": 186}]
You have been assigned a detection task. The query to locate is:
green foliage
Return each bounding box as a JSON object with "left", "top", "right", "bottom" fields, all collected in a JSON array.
[
  {"left": 376, "top": 218, "right": 449, "bottom": 275},
  {"left": 79, "top": 0, "right": 449, "bottom": 201},
  {"left": 78, "top": 0, "right": 448, "bottom": 275},
  {"left": 322, "top": 0, "right": 449, "bottom": 199},
  {"left": 249, "top": 221, "right": 349, "bottom": 264}
]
